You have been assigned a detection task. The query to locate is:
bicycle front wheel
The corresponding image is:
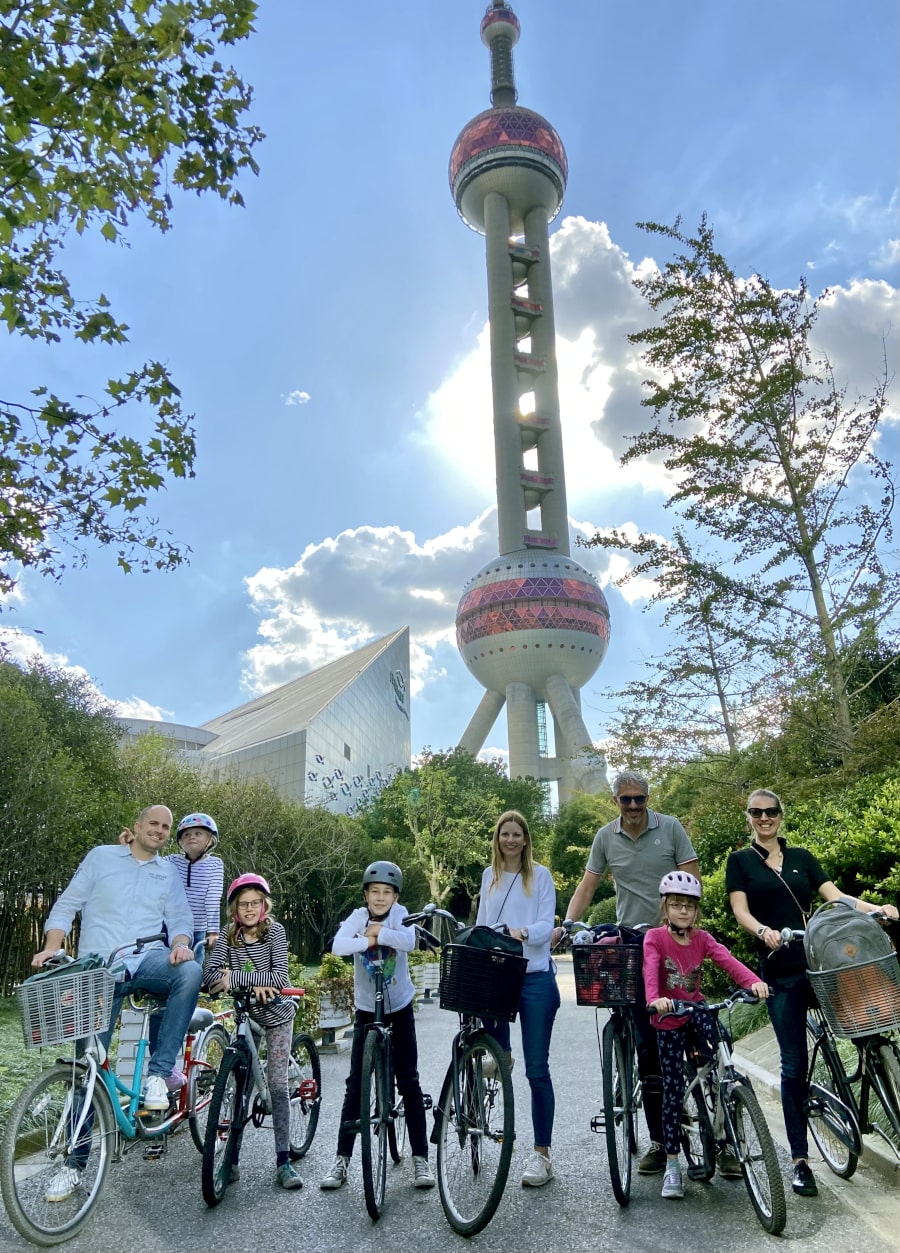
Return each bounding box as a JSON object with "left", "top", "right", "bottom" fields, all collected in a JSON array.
[
  {"left": 601, "top": 1017, "right": 634, "bottom": 1206},
  {"left": 360, "top": 1030, "right": 389, "bottom": 1220},
  {"left": 867, "top": 1038, "right": 900, "bottom": 1159},
  {"left": 680, "top": 1062, "right": 715, "bottom": 1182},
  {"left": 806, "top": 1020, "right": 859, "bottom": 1177},
  {"left": 435, "top": 1033, "right": 513, "bottom": 1237},
  {"left": 201, "top": 1050, "right": 248, "bottom": 1208},
  {"left": 727, "top": 1081, "right": 786, "bottom": 1235},
  {"left": 188, "top": 1023, "right": 229, "bottom": 1153},
  {"left": 288, "top": 1033, "right": 321, "bottom": 1159},
  {"left": 0, "top": 1062, "right": 115, "bottom": 1247}
]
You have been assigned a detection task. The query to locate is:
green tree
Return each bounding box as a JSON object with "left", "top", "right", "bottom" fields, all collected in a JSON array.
[
  {"left": 547, "top": 791, "right": 616, "bottom": 905},
  {"left": 588, "top": 216, "right": 898, "bottom": 767},
  {"left": 359, "top": 749, "right": 547, "bottom": 910},
  {"left": 0, "top": 0, "right": 262, "bottom": 594}
]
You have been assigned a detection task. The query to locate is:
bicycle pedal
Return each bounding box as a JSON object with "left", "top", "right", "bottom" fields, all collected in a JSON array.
[
  {"left": 143, "top": 1141, "right": 166, "bottom": 1161},
  {"left": 422, "top": 1093, "right": 433, "bottom": 1110},
  {"left": 590, "top": 1115, "right": 606, "bottom": 1132}
]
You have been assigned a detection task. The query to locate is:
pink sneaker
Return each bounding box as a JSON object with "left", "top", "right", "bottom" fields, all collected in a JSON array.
[{"left": 165, "top": 1068, "right": 187, "bottom": 1092}]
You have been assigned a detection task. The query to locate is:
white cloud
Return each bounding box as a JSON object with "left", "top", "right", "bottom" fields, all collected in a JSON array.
[
  {"left": 284, "top": 390, "right": 311, "bottom": 406},
  {"left": 113, "top": 697, "right": 174, "bottom": 720}
]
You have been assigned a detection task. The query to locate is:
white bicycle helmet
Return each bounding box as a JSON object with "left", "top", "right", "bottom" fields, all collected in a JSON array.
[{"left": 659, "top": 870, "right": 702, "bottom": 899}]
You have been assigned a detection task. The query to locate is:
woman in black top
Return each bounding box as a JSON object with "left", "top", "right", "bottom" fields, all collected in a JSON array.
[{"left": 725, "top": 788, "right": 897, "bottom": 1199}]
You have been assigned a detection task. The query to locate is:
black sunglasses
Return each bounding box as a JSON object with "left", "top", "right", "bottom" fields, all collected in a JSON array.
[
  {"left": 747, "top": 806, "right": 781, "bottom": 819},
  {"left": 617, "top": 794, "right": 647, "bottom": 806}
]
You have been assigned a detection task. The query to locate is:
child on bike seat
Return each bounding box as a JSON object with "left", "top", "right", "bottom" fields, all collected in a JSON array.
[
  {"left": 643, "top": 871, "right": 769, "bottom": 1202},
  {"left": 204, "top": 874, "right": 303, "bottom": 1191},
  {"left": 319, "top": 860, "right": 435, "bottom": 1192}
]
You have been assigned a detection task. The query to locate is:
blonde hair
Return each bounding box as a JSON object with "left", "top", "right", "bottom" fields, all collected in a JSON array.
[
  {"left": 746, "top": 788, "right": 785, "bottom": 823},
  {"left": 489, "top": 810, "right": 534, "bottom": 893},
  {"left": 225, "top": 887, "right": 275, "bottom": 947}
]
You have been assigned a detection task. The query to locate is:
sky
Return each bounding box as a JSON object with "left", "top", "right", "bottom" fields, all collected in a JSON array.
[{"left": 3, "top": 0, "right": 898, "bottom": 769}]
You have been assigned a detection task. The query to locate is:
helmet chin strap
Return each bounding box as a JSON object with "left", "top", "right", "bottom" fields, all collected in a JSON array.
[{"left": 666, "top": 918, "right": 693, "bottom": 938}]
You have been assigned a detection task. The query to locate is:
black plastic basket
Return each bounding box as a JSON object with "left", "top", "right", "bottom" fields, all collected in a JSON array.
[
  {"left": 572, "top": 942, "right": 641, "bottom": 1007},
  {"left": 809, "top": 956, "right": 900, "bottom": 1039},
  {"left": 439, "top": 944, "right": 528, "bottom": 1022}
]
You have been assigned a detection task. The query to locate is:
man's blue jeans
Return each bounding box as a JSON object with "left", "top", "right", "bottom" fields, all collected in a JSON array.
[
  {"left": 485, "top": 966, "right": 561, "bottom": 1148},
  {"left": 102, "top": 948, "right": 202, "bottom": 1079}
]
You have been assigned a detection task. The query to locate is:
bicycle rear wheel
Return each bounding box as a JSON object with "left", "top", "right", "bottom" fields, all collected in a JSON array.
[
  {"left": 805, "top": 1021, "right": 859, "bottom": 1177},
  {"left": 680, "top": 1062, "right": 715, "bottom": 1182},
  {"left": 867, "top": 1038, "right": 900, "bottom": 1159},
  {"left": 602, "top": 1017, "right": 634, "bottom": 1206},
  {"left": 0, "top": 1061, "right": 115, "bottom": 1247},
  {"left": 201, "top": 1050, "right": 247, "bottom": 1207},
  {"left": 288, "top": 1033, "right": 321, "bottom": 1159},
  {"left": 727, "top": 1081, "right": 786, "bottom": 1235},
  {"left": 388, "top": 1086, "right": 406, "bottom": 1164},
  {"left": 360, "top": 1030, "right": 389, "bottom": 1220},
  {"left": 435, "top": 1033, "right": 513, "bottom": 1237},
  {"left": 188, "top": 1023, "right": 229, "bottom": 1153}
]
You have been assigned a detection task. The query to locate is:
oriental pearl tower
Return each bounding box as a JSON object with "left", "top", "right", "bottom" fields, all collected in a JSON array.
[{"left": 451, "top": 2, "right": 609, "bottom": 801}]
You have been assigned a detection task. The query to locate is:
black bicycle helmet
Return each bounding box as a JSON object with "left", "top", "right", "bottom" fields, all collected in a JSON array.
[{"left": 362, "top": 861, "right": 403, "bottom": 893}]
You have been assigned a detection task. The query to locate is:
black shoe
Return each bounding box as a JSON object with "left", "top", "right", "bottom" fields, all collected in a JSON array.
[{"left": 792, "top": 1160, "right": 818, "bottom": 1196}]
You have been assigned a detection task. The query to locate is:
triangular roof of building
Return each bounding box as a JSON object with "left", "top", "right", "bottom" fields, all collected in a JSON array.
[{"left": 199, "top": 627, "right": 408, "bottom": 754}]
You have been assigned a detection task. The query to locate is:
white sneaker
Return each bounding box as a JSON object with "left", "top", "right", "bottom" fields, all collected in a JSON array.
[
  {"left": 141, "top": 1074, "right": 169, "bottom": 1111},
  {"left": 413, "top": 1156, "right": 435, "bottom": 1189},
  {"left": 319, "top": 1155, "right": 349, "bottom": 1190},
  {"left": 44, "top": 1165, "right": 81, "bottom": 1203},
  {"left": 521, "top": 1152, "right": 553, "bottom": 1187},
  {"left": 661, "top": 1162, "right": 684, "bottom": 1199},
  {"left": 481, "top": 1052, "right": 515, "bottom": 1079}
]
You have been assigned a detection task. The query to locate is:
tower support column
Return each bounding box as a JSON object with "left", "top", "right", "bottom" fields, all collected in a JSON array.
[
  {"left": 459, "top": 689, "right": 506, "bottom": 758},
  {"left": 506, "top": 681, "right": 540, "bottom": 778},
  {"left": 545, "top": 672, "right": 606, "bottom": 791}
]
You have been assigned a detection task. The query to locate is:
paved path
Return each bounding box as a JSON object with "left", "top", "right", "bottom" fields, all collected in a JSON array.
[{"left": 1, "top": 957, "right": 898, "bottom": 1253}]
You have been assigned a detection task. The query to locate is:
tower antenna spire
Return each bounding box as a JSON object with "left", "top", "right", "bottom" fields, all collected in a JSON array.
[{"left": 449, "top": 4, "right": 610, "bottom": 802}]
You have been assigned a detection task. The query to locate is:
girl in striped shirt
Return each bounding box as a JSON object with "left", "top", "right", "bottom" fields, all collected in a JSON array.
[{"left": 204, "top": 873, "right": 302, "bottom": 1191}]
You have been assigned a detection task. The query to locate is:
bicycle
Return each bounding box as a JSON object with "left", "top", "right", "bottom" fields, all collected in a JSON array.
[
  {"left": 565, "top": 920, "right": 645, "bottom": 1207},
  {"left": 777, "top": 917, "right": 900, "bottom": 1179},
  {"left": 662, "top": 990, "right": 786, "bottom": 1235},
  {"left": 347, "top": 918, "right": 436, "bottom": 1221},
  {"left": 201, "top": 986, "right": 320, "bottom": 1206},
  {"left": 418, "top": 904, "right": 525, "bottom": 1237},
  {"left": 1, "top": 934, "right": 229, "bottom": 1247}
]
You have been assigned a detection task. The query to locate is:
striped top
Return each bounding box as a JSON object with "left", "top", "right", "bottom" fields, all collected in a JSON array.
[
  {"left": 165, "top": 852, "right": 224, "bottom": 936},
  {"left": 204, "top": 919, "right": 296, "bottom": 1029}
]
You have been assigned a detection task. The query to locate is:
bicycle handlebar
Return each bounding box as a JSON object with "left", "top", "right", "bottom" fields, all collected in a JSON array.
[{"left": 655, "top": 988, "right": 761, "bottom": 1021}]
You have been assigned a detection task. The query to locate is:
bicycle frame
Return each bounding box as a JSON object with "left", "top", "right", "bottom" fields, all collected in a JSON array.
[{"left": 808, "top": 1006, "right": 900, "bottom": 1160}]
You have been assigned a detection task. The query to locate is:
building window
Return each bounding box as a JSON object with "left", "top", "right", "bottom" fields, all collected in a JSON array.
[{"left": 344, "top": 742, "right": 351, "bottom": 761}]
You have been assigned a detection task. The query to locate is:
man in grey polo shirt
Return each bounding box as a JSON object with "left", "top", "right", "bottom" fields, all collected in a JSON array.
[{"left": 556, "top": 771, "right": 716, "bottom": 1176}]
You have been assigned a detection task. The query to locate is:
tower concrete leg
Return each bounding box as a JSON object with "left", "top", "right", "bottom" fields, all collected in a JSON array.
[
  {"left": 459, "top": 690, "right": 506, "bottom": 758},
  {"left": 545, "top": 672, "right": 607, "bottom": 793},
  {"left": 506, "top": 681, "right": 540, "bottom": 779}
]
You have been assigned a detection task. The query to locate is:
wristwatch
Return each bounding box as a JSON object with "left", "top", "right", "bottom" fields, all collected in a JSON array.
[{"left": 521, "top": 928, "right": 529, "bottom": 942}]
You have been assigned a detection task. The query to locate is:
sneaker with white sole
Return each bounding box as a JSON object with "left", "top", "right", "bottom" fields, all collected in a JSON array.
[
  {"left": 165, "top": 1067, "right": 187, "bottom": 1092},
  {"left": 413, "top": 1156, "right": 435, "bottom": 1189},
  {"left": 277, "top": 1161, "right": 303, "bottom": 1190},
  {"left": 320, "top": 1155, "right": 349, "bottom": 1189},
  {"left": 521, "top": 1152, "right": 554, "bottom": 1187},
  {"left": 481, "top": 1052, "right": 515, "bottom": 1079},
  {"left": 661, "top": 1162, "right": 684, "bottom": 1199},
  {"left": 44, "top": 1165, "right": 82, "bottom": 1203},
  {"left": 141, "top": 1074, "right": 169, "bottom": 1111}
]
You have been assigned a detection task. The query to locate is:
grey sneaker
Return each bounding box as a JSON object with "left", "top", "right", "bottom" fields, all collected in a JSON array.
[
  {"left": 481, "top": 1052, "right": 514, "bottom": 1079},
  {"left": 320, "top": 1155, "right": 349, "bottom": 1190},
  {"left": 44, "top": 1165, "right": 82, "bottom": 1203},
  {"left": 413, "top": 1156, "right": 435, "bottom": 1189},
  {"left": 277, "top": 1161, "right": 303, "bottom": 1190},
  {"left": 661, "top": 1162, "right": 684, "bottom": 1199}
]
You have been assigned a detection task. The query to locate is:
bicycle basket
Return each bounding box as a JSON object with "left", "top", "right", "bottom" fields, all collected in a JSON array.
[
  {"left": 808, "top": 956, "right": 900, "bottom": 1039},
  {"left": 439, "top": 944, "right": 527, "bottom": 1022},
  {"left": 16, "top": 965, "right": 115, "bottom": 1049},
  {"left": 573, "top": 942, "right": 641, "bottom": 1007}
]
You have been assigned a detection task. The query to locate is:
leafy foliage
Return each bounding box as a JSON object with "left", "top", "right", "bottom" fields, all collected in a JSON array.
[
  {"left": 586, "top": 215, "right": 897, "bottom": 768},
  {"left": 0, "top": 1, "right": 262, "bottom": 593}
]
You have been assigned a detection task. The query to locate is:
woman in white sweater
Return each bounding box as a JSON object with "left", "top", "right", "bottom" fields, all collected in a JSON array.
[{"left": 476, "top": 810, "right": 560, "bottom": 1188}]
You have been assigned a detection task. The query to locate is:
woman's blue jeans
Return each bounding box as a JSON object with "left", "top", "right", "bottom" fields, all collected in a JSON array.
[
  {"left": 766, "top": 971, "right": 811, "bottom": 1159},
  {"left": 485, "top": 966, "right": 560, "bottom": 1148}
]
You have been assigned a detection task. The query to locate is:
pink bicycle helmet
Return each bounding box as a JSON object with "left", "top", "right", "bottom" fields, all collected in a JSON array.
[
  {"left": 659, "top": 871, "right": 702, "bottom": 899},
  {"left": 227, "top": 873, "right": 271, "bottom": 905}
]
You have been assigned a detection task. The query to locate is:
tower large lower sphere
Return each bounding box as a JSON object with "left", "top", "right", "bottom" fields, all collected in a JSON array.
[{"left": 452, "top": 3, "right": 609, "bottom": 800}]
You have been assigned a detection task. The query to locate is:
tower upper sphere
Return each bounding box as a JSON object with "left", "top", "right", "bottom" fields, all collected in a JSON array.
[{"left": 450, "top": 2, "right": 566, "bottom": 235}]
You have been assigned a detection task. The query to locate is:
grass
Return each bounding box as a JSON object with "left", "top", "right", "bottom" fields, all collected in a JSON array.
[{"left": 0, "top": 997, "right": 44, "bottom": 1136}]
